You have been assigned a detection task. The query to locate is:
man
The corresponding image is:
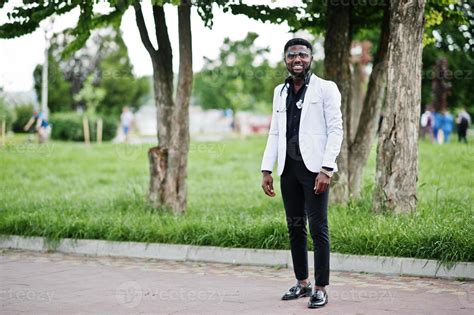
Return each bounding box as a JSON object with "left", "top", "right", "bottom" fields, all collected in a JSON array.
[
  {"left": 260, "top": 38, "right": 343, "bottom": 309},
  {"left": 456, "top": 107, "right": 471, "bottom": 143},
  {"left": 420, "top": 106, "right": 434, "bottom": 142},
  {"left": 120, "top": 106, "right": 134, "bottom": 143},
  {"left": 433, "top": 110, "right": 454, "bottom": 144},
  {"left": 24, "top": 110, "right": 50, "bottom": 144}
]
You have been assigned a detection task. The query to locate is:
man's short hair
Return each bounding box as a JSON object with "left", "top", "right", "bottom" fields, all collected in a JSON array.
[{"left": 284, "top": 38, "right": 313, "bottom": 53}]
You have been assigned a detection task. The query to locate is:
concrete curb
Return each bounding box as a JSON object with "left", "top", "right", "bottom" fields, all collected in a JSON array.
[{"left": 1, "top": 235, "right": 472, "bottom": 280}]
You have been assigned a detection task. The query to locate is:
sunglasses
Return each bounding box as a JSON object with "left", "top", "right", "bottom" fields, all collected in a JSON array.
[{"left": 285, "top": 50, "right": 311, "bottom": 60}]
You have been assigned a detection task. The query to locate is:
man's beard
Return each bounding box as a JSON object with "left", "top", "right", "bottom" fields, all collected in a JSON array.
[{"left": 287, "top": 62, "right": 311, "bottom": 79}]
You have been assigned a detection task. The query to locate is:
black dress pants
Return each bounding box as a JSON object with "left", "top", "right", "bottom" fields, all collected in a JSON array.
[{"left": 280, "top": 155, "right": 330, "bottom": 286}]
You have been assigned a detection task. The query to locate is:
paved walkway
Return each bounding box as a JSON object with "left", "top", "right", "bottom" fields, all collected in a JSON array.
[{"left": 1, "top": 249, "right": 473, "bottom": 314}]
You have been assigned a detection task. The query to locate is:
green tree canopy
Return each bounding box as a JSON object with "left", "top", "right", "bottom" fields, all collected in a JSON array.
[
  {"left": 33, "top": 26, "right": 149, "bottom": 115},
  {"left": 33, "top": 53, "right": 73, "bottom": 113},
  {"left": 193, "top": 32, "right": 286, "bottom": 114},
  {"left": 422, "top": 1, "right": 473, "bottom": 111},
  {"left": 95, "top": 27, "right": 149, "bottom": 116}
]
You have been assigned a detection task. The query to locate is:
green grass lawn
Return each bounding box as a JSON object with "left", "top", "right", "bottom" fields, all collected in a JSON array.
[{"left": 0, "top": 134, "right": 473, "bottom": 264}]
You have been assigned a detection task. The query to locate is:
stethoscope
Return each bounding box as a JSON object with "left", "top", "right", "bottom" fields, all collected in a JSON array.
[{"left": 276, "top": 72, "right": 311, "bottom": 113}]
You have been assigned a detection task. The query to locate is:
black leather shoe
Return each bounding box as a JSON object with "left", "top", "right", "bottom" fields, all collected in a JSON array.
[
  {"left": 307, "top": 289, "right": 328, "bottom": 308},
  {"left": 281, "top": 282, "right": 312, "bottom": 300}
]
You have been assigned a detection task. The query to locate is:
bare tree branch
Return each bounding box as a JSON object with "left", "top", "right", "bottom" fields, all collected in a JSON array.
[
  {"left": 351, "top": 2, "right": 390, "bottom": 152},
  {"left": 176, "top": 0, "right": 193, "bottom": 108},
  {"left": 153, "top": 4, "right": 173, "bottom": 77},
  {"left": 133, "top": 2, "right": 156, "bottom": 58}
]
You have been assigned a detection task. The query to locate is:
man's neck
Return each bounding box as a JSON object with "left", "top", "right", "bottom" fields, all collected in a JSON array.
[{"left": 291, "top": 75, "right": 305, "bottom": 92}]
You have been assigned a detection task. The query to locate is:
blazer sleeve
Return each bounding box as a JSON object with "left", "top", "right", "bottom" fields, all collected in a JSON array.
[
  {"left": 260, "top": 86, "right": 281, "bottom": 172},
  {"left": 322, "top": 81, "right": 343, "bottom": 170}
]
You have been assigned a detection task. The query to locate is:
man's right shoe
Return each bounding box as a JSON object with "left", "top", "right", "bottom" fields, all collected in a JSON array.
[
  {"left": 281, "top": 282, "right": 312, "bottom": 300},
  {"left": 307, "top": 289, "right": 328, "bottom": 308}
]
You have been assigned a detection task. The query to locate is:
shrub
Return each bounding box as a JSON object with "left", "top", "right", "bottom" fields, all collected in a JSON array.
[
  {"left": 50, "top": 112, "right": 117, "bottom": 141},
  {"left": 0, "top": 100, "right": 16, "bottom": 132},
  {"left": 12, "top": 104, "right": 34, "bottom": 133}
]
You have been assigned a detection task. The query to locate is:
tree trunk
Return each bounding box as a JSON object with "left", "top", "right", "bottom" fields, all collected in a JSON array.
[
  {"left": 348, "top": 2, "right": 390, "bottom": 198},
  {"left": 135, "top": 1, "right": 192, "bottom": 213},
  {"left": 373, "top": 0, "right": 425, "bottom": 213},
  {"left": 169, "top": 2, "right": 192, "bottom": 211},
  {"left": 350, "top": 59, "right": 364, "bottom": 143},
  {"left": 324, "top": 1, "right": 352, "bottom": 203},
  {"left": 432, "top": 58, "right": 451, "bottom": 113}
]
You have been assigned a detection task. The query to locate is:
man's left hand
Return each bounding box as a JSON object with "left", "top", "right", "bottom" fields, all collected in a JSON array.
[{"left": 314, "top": 173, "right": 330, "bottom": 195}]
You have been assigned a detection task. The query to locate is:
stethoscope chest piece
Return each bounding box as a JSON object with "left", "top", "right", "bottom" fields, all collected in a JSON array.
[{"left": 296, "top": 99, "right": 303, "bottom": 109}]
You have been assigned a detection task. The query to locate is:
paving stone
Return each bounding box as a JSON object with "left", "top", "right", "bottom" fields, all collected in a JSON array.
[{"left": 0, "top": 249, "right": 473, "bottom": 314}]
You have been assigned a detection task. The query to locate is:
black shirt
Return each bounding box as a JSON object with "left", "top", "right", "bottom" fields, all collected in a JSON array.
[{"left": 286, "top": 78, "right": 306, "bottom": 160}]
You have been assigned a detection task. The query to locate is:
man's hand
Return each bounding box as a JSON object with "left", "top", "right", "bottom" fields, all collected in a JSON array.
[
  {"left": 314, "top": 172, "right": 330, "bottom": 195},
  {"left": 261, "top": 172, "right": 276, "bottom": 197}
]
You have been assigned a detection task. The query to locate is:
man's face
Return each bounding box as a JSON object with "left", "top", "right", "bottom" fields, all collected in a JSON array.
[{"left": 284, "top": 45, "right": 313, "bottom": 78}]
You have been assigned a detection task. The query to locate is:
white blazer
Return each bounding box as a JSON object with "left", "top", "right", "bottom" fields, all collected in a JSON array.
[{"left": 261, "top": 73, "right": 343, "bottom": 176}]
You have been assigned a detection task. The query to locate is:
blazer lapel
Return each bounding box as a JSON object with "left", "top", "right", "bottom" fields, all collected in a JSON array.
[
  {"left": 300, "top": 74, "right": 317, "bottom": 123},
  {"left": 279, "top": 84, "right": 288, "bottom": 134}
]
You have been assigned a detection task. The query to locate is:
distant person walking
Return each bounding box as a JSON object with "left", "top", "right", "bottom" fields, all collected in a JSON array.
[
  {"left": 456, "top": 107, "right": 471, "bottom": 143},
  {"left": 420, "top": 106, "right": 434, "bottom": 141},
  {"left": 24, "top": 110, "right": 49, "bottom": 144},
  {"left": 120, "top": 106, "right": 134, "bottom": 143},
  {"left": 433, "top": 111, "right": 454, "bottom": 144}
]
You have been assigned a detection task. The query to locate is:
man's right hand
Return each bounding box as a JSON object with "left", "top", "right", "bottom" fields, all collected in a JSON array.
[{"left": 261, "top": 171, "right": 276, "bottom": 197}]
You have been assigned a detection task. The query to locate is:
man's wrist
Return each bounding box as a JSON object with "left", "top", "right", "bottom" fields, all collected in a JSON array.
[
  {"left": 262, "top": 170, "right": 272, "bottom": 175},
  {"left": 320, "top": 168, "right": 333, "bottom": 178}
]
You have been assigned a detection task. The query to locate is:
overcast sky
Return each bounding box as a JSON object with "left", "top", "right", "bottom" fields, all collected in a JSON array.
[{"left": 0, "top": 0, "right": 320, "bottom": 92}]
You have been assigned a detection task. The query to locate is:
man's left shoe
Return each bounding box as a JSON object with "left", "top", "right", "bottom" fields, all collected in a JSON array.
[
  {"left": 281, "top": 282, "right": 312, "bottom": 300},
  {"left": 307, "top": 289, "right": 328, "bottom": 308}
]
